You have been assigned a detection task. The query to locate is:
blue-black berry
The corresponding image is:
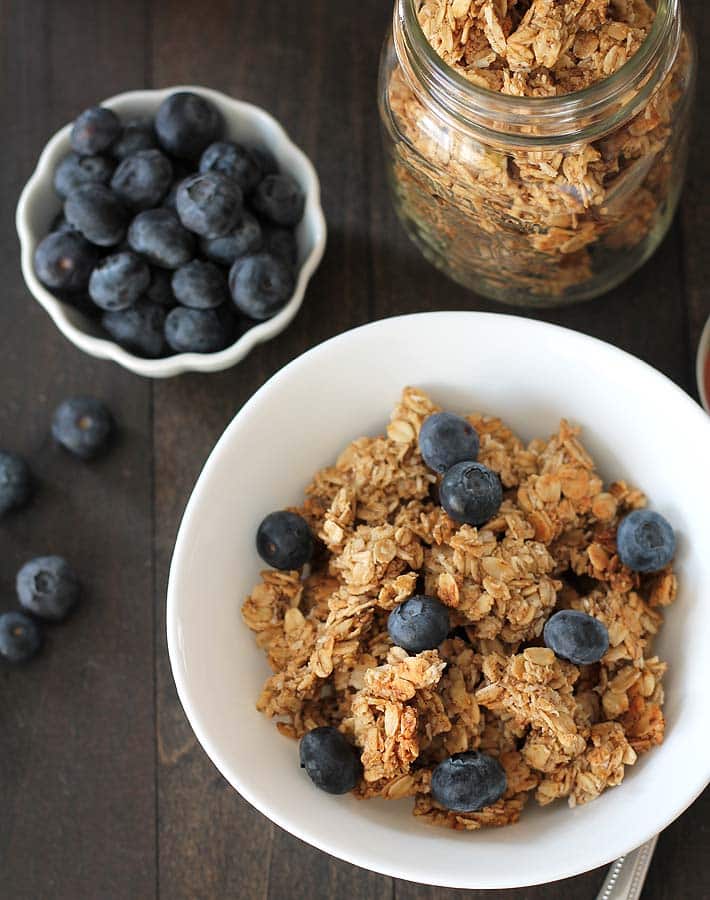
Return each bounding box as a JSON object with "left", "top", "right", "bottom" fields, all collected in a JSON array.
[
  {"left": 155, "top": 91, "right": 223, "bottom": 160},
  {"left": 53, "top": 152, "right": 115, "bottom": 199},
  {"left": 263, "top": 227, "right": 298, "bottom": 266},
  {"left": 146, "top": 268, "right": 177, "bottom": 308},
  {"left": 251, "top": 174, "right": 305, "bottom": 227},
  {"left": 419, "top": 412, "right": 479, "bottom": 474},
  {"left": 387, "top": 594, "right": 450, "bottom": 653},
  {"left": 616, "top": 509, "right": 676, "bottom": 573},
  {"left": 200, "top": 141, "right": 262, "bottom": 192},
  {"left": 110, "top": 149, "right": 173, "bottom": 210},
  {"left": 229, "top": 252, "right": 294, "bottom": 321},
  {"left": 440, "top": 461, "right": 502, "bottom": 526},
  {"left": 71, "top": 106, "right": 121, "bottom": 156},
  {"left": 16, "top": 556, "right": 80, "bottom": 622},
  {"left": 127, "top": 208, "right": 195, "bottom": 269},
  {"left": 164, "top": 306, "right": 233, "bottom": 354},
  {"left": 543, "top": 610, "right": 609, "bottom": 665},
  {"left": 299, "top": 727, "right": 362, "bottom": 794},
  {"left": 176, "top": 172, "right": 243, "bottom": 239},
  {"left": 111, "top": 117, "right": 157, "bottom": 160},
  {"left": 51, "top": 396, "right": 114, "bottom": 459},
  {"left": 103, "top": 299, "right": 167, "bottom": 358},
  {"left": 431, "top": 752, "right": 507, "bottom": 812},
  {"left": 64, "top": 183, "right": 128, "bottom": 247},
  {"left": 256, "top": 510, "right": 313, "bottom": 570},
  {"left": 200, "top": 212, "right": 262, "bottom": 266},
  {"left": 0, "top": 451, "right": 32, "bottom": 517},
  {"left": 89, "top": 251, "right": 150, "bottom": 311},
  {"left": 171, "top": 260, "right": 228, "bottom": 309},
  {"left": 0, "top": 611, "right": 42, "bottom": 663},
  {"left": 34, "top": 231, "right": 99, "bottom": 292}
]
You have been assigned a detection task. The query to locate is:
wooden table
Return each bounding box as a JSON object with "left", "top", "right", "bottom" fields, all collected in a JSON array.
[{"left": 1, "top": 1, "right": 708, "bottom": 898}]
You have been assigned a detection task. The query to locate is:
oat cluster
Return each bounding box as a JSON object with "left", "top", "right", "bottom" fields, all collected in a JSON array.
[{"left": 242, "top": 388, "right": 675, "bottom": 830}]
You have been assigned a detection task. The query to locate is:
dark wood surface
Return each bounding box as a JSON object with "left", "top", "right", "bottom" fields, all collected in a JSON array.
[{"left": 0, "top": 1, "right": 708, "bottom": 898}]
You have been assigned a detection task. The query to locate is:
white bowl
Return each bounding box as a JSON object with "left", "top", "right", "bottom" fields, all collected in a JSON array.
[
  {"left": 167, "top": 312, "right": 710, "bottom": 889},
  {"left": 16, "top": 86, "right": 326, "bottom": 378},
  {"left": 695, "top": 314, "right": 710, "bottom": 413}
]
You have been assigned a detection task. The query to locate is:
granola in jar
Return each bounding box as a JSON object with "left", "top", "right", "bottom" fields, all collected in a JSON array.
[
  {"left": 378, "top": 1, "right": 695, "bottom": 306},
  {"left": 242, "top": 388, "right": 678, "bottom": 828}
]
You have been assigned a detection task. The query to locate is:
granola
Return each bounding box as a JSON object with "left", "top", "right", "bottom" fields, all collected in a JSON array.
[
  {"left": 242, "top": 387, "right": 676, "bottom": 829},
  {"left": 381, "top": 0, "right": 694, "bottom": 303}
]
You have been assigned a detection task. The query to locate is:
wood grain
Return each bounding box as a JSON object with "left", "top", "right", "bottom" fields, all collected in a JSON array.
[{"left": 0, "top": 1, "right": 707, "bottom": 898}]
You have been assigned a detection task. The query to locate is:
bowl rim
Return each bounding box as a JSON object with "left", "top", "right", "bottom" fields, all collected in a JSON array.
[
  {"left": 167, "top": 311, "right": 710, "bottom": 889},
  {"left": 15, "top": 85, "right": 327, "bottom": 378},
  {"left": 695, "top": 314, "right": 710, "bottom": 413}
]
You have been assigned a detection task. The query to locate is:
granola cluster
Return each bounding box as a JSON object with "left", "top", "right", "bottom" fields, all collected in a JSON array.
[
  {"left": 242, "top": 388, "right": 676, "bottom": 829},
  {"left": 384, "top": 0, "right": 692, "bottom": 301}
]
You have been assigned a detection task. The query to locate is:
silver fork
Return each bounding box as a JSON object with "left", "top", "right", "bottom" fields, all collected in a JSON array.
[{"left": 596, "top": 835, "right": 658, "bottom": 900}]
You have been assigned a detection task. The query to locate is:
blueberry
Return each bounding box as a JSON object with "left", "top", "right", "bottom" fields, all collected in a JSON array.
[
  {"left": 199, "top": 141, "right": 262, "bottom": 192},
  {"left": 616, "top": 509, "right": 676, "bottom": 573},
  {"left": 51, "top": 396, "right": 114, "bottom": 459},
  {"left": 88, "top": 251, "right": 150, "bottom": 311},
  {"left": 0, "top": 612, "right": 41, "bottom": 663},
  {"left": 229, "top": 252, "right": 294, "bottom": 321},
  {"left": 64, "top": 183, "right": 128, "bottom": 247},
  {"left": 200, "top": 211, "right": 262, "bottom": 266},
  {"left": 164, "top": 306, "right": 233, "bottom": 354},
  {"left": 16, "top": 556, "right": 80, "bottom": 622},
  {"left": 146, "top": 268, "right": 177, "bottom": 308},
  {"left": 103, "top": 298, "right": 167, "bottom": 358},
  {"left": 71, "top": 106, "right": 121, "bottom": 156},
  {"left": 251, "top": 173, "right": 305, "bottom": 227},
  {"left": 419, "top": 412, "right": 480, "bottom": 474},
  {"left": 172, "top": 260, "right": 228, "bottom": 309},
  {"left": 256, "top": 511, "right": 313, "bottom": 570},
  {"left": 431, "top": 752, "right": 507, "bottom": 813},
  {"left": 110, "top": 149, "right": 173, "bottom": 210},
  {"left": 176, "top": 172, "right": 243, "bottom": 239},
  {"left": 127, "top": 209, "right": 195, "bottom": 269},
  {"left": 249, "top": 146, "right": 279, "bottom": 177},
  {"left": 263, "top": 227, "right": 298, "bottom": 266},
  {"left": 50, "top": 213, "right": 78, "bottom": 234},
  {"left": 0, "top": 451, "right": 32, "bottom": 517},
  {"left": 53, "top": 152, "right": 115, "bottom": 199},
  {"left": 440, "top": 461, "right": 502, "bottom": 526},
  {"left": 387, "top": 594, "right": 449, "bottom": 653},
  {"left": 543, "top": 610, "right": 609, "bottom": 665},
  {"left": 34, "top": 231, "right": 99, "bottom": 292},
  {"left": 111, "top": 117, "right": 157, "bottom": 160},
  {"left": 155, "top": 91, "right": 223, "bottom": 160},
  {"left": 299, "top": 727, "right": 362, "bottom": 794}
]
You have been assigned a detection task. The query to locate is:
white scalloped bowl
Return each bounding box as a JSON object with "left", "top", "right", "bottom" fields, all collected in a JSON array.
[
  {"left": 167, "top": 312, "right": 710, "bottom": 889},
  {"left": 16, "top": 86, "right": 326, "bottom": 378}
]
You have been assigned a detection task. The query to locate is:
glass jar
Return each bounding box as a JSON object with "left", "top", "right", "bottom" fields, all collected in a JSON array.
[{"left": 378, "top": 0, "right": 696, "bottom": 307}]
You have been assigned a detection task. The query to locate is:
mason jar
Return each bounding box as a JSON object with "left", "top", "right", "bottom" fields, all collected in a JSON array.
[{"left": 378, "top": 0, "right": 696, "bottom": 307}]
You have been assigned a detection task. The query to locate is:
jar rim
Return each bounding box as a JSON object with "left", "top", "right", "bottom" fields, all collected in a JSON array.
[{"left": 397, "top": 0, "right": 681, "bottom": 144}]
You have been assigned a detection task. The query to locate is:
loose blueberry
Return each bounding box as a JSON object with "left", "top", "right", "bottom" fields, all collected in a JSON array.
[
  {"left": 164, "top": 306, "right": 233, "bottom": 354},
  {"left": 51, "top": 396, "right": 114, "bottom": 459},
  {"left": 53, "top": 152, "right": 115, "bottom": 199},
  {"left": 172, "top": 260, "right": 228, "bottom": 309},
  {"left": 299, "top": 727, "right": 363, "bottom": 794},
  {"left": 543, "top": 610, "right": 609, "bottom": 665},
  {"left": 0, "top": 611, "right": 41, "bottom": 663},
  {"left": 229, "top": 252, "right": 294, "bottom": 321},
  {"left": 111, "top": 117, "right": 157, "bottom": 160},
  {"left": 440, "top": 461, "right": 502, "bottom": 526},
  {"left": 146, "top": 267, "right": 177, "bottom": 308},
  {"left": 103, "top": 299, "right": 167, "bottom": 358},
  {"left": 34, "top": 231, "right": 99, "bottom": 292},
  {"left": 155, "top": 91, "right": 222, "bottom": 160},
  {"left": 16, "top": 556, "right": 80, "bottom": 622},
  {"left": 0, "top": 451, "right": 32, "bottom": 517},
  {"left": 387, "top": 594, "right": 450, "bottom": 653},
  {"left": 64, "top": 183, "right": 128, "bottom": 247},
  {"left": 200, "top": 211, "right": 262, "bottom": 266},
  {"left": 127, "top": 208, "right": 195, "bottom": 269},
  {"left": 199, "top": 141, "right": 262, "bottom": 192},
  {"left": 251, "top": 173, "right": 305, "bottom": 227},
  {"left": 256, "top": 510, "right": 313, "bottom": 570},
  {"left": 616, "top": 509, "right": 676, "bottom": 573},
  {"left": 431, "top": 752, "right": 507, "bottom": 813},
  {"left": 263, "top": 226, "right": 298, "bottom": 266},
  {"left": 110, "top": 149, "right": 173, "bottom": 210},
  {"left": 88, "top": 251, "right": 150, "bottom": 311},
  {"left": 176, "top": 172, "right": 243, "bottom": 239},
  {"left": 419, "top": 412, "right": 480, "bottom": 474},
  {"left": 71, "top": 106, "right": 121, "bottom": 156}
]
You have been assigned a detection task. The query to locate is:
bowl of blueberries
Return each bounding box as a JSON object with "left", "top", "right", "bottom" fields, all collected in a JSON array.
[{"left": 16, "top": 86, "right": 326, "bottom": 377}]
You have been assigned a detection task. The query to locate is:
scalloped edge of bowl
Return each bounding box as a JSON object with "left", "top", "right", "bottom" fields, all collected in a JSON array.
[
  {"left": 16, "top": 85, "right": 326, "bottom": 378},
  {"left": 695, "top": 314, "right": 710, "bottom": 413}
]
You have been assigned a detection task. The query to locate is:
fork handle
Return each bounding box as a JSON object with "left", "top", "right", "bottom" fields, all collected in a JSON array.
[{"left": 596, "top": 835, "right": 659, "bottom": 900}]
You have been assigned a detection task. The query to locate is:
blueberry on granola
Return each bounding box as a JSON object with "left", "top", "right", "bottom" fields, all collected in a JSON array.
[
  {"left": 431, "top": 752, "right": 507, "bottom": 813},
  {"left": 0, "top": 611, "right": 42, "bottom": 663},
  {"left": 16, "top": 555, "right": 80, "bottom": 622},
  {"left": 616, "top": 509, "right": 676, "bottom": 573},
  {"left": 256, "top": 511, "right": 313, "bottom": 570},
  {"left": 418, "top": 411, "right": 479, "bottom": 474},
  {"left": 299, "top": 726, "right": 362, "bottom": 794},
  {"left": 387, "top": 594, "right": 450, "bottom": 653},
  {"left": 543, "top": 610, "right": 609, "bottom": 665},
  {"left": 439, "top": 461, "right": 502, "bottom": 526},
  {"left": 0, "top": 451, "right": 32, "bottom": 517},
  {"left": 51, "top": 396, "right": 114, "bottom": 459},
  {"left": 71, "top": 106, "right": 121, "bottom": 156}
]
